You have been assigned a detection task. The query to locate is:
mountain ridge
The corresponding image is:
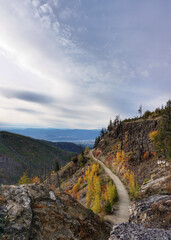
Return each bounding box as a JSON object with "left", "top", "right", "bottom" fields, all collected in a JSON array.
[{"left": 0, "top": 131, "right": 75, "bottom": 184}]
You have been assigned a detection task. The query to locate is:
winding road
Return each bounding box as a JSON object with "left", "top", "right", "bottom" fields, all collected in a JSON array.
[{"left": 90, "top": 150, "right": 130, "bottom": 224}]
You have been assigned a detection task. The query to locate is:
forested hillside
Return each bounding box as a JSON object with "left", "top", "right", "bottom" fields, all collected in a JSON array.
[{"left": 0, "top": 131, "right": 75, "bottom": 184}]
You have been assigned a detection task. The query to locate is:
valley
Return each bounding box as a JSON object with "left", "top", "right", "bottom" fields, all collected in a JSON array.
[
  {"left": 0, "top": 131, "right": 75, "bottom": 184},
  {"left": 0, "top": 101, "right": 170, "bottom": 239}
]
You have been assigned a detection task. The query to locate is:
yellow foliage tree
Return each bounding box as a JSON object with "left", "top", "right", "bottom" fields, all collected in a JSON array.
[
  {"left": 18, "top": 171, "right": 30, "bottom": 184},
  {"left": 92, "top": 194, "right": 101, "bottom": 214},
  {"left": 72, "top": 183, "right": 80, "bottom": 198},
  {"left": 84, "top": 146, "right": 89, "bottom": 154},
  {"left": 128, "top": 171, "right": 139, "bottom": 199},
  {"left": 94, "top": 176, "right": 101, "bottom": 195},
  {"left": 149, "top": 131, "right": 158, "bottom": 141},
  {"left": 78, "top": 177, "right": 82, "bottom": 185},
  {"left": 92, "top": 163, "right": 99, "bottom": 174},
  {"left": 106, "top": 181, "right": 117, "bottom": 205},
  {"left": 116, "top": 152, "right": 122, "bottom": 162},
  {"left": 121, "top": 150, "right": 125, "bottom": 160},
  {"left": 85, "top": 166, "right": 90, "bottom": 178}
]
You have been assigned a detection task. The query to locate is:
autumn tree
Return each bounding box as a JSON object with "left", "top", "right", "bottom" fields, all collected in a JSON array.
[
  {"left": 84, "top": 146, "right": 90, "bottom": 154},
  {"left": 72, "top": 183, "right": 80, "bottom": 198},
  {"left": 92, "top": 194, "right": 101, "bottom": 214},
  {"left": 18, "top": 171, "right": 30, "bottom": 184},
  {"left": 106, "top": 181, "right": 117, "bottom": 205},
  {"left": 31, "top": 176, "right": 40, "bottom": 184}
]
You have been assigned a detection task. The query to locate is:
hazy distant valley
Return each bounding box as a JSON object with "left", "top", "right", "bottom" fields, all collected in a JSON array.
[{"left": 0, "top": 128, "right": 100, "bottom": 147}]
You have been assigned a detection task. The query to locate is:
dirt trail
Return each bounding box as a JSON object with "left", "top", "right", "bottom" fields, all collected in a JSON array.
[{"left": 90, "top": 150, "right": 130, "bottom": 224}]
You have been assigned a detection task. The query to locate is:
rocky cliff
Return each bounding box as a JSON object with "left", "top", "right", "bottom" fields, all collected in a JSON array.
[
  {"left": 93, "top": 118, "right": 171, "bottom": 239},
  {"left": 94, "top": 119, "right": 170, "bottom": 185},
  {"left": 0, "top": 184, "right": 110, "bottom": 240}
]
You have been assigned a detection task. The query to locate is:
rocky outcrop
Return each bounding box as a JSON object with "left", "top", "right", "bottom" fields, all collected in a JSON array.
[
  {"left": 140, "top": 175, "right": 171, "bottom": 197},
  {"left": 109, "top": 223, "right": 171, "bottom": 240},
  {"left": 0, "top": 184, "right": 110, "bottom": 240},
  {"left": 97, "top": 119, "right": 159, "bottom": 157},
  {"left": 129, "top": 194, "right": 171, "bottom": 229}
]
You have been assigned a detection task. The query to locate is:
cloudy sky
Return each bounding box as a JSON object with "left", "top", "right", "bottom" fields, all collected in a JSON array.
[{"left": 0, "top": 0, "right": 170, "bottom": 129}]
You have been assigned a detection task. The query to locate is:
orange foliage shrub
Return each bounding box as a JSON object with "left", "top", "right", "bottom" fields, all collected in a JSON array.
[
  {"left": 143, "top": 151, "right": 149, "bottom": 160},
  {"left": 83, "top": 175, "right": 87, "bottom": 181},
  {"left": 152, "top": 151, "right": 157, "bottom": 157},
  {"left": 116, "top": 152, "right": 122, "bottom": 162},
  {"left": 73, "top": 183, "right": 79, "bottom": 193},
  {"left": 31, "top": 176, "right": 40, "bottom": 184}
]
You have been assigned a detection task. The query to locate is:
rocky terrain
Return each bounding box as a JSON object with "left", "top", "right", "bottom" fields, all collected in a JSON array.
[
  {"left": 0, "top": 184, "right": 110, "bottom": 240},
  {"left": 109, "top": 223, "right": 171, "bottom": 240}
]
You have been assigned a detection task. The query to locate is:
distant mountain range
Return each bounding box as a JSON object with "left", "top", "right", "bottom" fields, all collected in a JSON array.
[{"left": 0, "top": 128, "right": 100, "bottom": 146}]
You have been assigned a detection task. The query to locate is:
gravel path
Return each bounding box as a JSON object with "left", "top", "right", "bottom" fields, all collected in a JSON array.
[{"left": 90, "top": 150, "right": 130, "bottom": 224}]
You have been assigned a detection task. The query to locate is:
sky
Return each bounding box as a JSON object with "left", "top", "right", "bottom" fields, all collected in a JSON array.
[{"left": 0, "top": 0, "right": 170, "bottom": 129}]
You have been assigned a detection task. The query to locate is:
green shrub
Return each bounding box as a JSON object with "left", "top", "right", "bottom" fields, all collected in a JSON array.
[{"left": 104, "top": 200, "right": 112, "bottom": 214}]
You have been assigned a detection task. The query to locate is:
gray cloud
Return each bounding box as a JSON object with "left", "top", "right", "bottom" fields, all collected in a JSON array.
[
  {"left": 0, "top": 88, "right": 55, "bottom": 104},
  {"left": 15, "top": 108, "right": 41, "bottom": 114},
  {"left": 0, "top": 0, "right": 170, "bottom": 129}
]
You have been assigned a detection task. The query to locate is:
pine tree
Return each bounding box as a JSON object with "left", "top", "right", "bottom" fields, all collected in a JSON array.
[
  {"left": 155, "top": 100, "right": 171, "bottom": 159},
  {"left": 104, "top": 199, "right": 112, "bottom": 214},
  {"left": 107, "top": 119, "right": 113, "bottom": 132},
  {"left": 54, "top": 159, "right": 61, "bottom": 191}
]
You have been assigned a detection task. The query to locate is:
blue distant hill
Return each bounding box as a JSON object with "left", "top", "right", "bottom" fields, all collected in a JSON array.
[{"left": 0, "top": 128, "right": 100, "bottom": 147}]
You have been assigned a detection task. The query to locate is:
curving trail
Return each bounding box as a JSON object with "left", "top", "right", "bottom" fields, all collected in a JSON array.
[{"left": 90, "top": 150, "right": 130, "bottom": 224}]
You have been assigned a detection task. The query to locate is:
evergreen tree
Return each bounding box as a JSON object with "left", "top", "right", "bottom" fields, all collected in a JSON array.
[
  {"left": 54, "top": 160, "right": 60, "bottom": 172},
  {"left": 104, "top": 199, "right": 112, "bottom": 214},
  {"left": 107, "top": 119, "right": 113, "bottom": 132},
  {"left": 156, "top": 100, "right": 171, "bottom": 158},
  {"left": 94, "top": 136, "right": 101, "bottom": 148},
  {"left": 54, "top": 159, "right": 61, "bottom": 191}
]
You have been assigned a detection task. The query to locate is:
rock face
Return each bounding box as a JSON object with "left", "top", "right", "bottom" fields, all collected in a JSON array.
[
  {"left": 108, "top": 194, "right": 171, "bottom": 240},
  {"left": 0, "top": 184, "right": 110, "bottom": 240},
  {"left": 96, "top": 119, "right": 159, "bottom": 158},
  {"left": 129, "top": 194, "right": 171, "bottom": 229},
  {"left": 140, "top": 175, "right": 171, "bottom": 197},
  {"left": 109, "top": 223, "right": 171, "bottom": 240}
]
